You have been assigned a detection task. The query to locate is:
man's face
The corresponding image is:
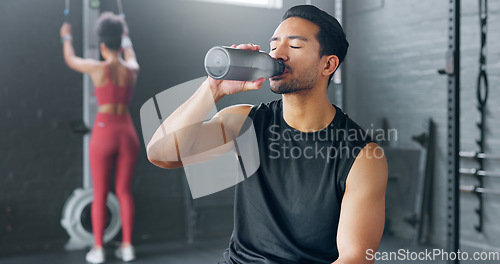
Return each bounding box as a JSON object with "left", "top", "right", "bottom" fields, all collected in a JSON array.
[{"left": 269, "top": 17, "right": 323, "bottom": 94}]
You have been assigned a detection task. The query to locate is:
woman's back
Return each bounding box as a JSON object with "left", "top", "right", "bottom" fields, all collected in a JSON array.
[
  {"left": 92, "top": 61, "right": 136, "bottom": 108},
  {"left": 92, "top": 60, "right": 136, "bottom": 88}
]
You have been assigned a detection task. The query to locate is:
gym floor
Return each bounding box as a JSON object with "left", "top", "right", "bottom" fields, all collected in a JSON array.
[
  {"left": 1, "top": 237, "right": 228, "bottom": 264},
  {"left": 0, "top": 236, "right": 444, "bottom": 264}
]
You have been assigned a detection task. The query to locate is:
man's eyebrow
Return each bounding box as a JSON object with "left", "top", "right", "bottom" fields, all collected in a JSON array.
[{"left": 270, "top": 35, "right": 309, "bottom": 42}]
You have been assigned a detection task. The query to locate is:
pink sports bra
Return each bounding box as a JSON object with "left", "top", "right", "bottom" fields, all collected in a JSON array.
[{"left": 94, "top": 64, "right": 134, "bottom": 106}]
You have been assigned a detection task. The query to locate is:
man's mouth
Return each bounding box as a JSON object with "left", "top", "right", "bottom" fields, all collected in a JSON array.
[{"left": 271, "top": 66, "right": 290, "bottom": 80}]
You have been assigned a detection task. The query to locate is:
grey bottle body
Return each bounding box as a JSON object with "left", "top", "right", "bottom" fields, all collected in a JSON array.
[{"left": 204, "top": 46, "right": 285, "bottom": 81}]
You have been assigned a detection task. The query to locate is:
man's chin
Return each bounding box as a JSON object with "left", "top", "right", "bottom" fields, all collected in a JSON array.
[
  {"left": 270, "top": 82, "right": 282, "bottom": 94},
  {"left": 270, "top": 85, "right": 292, "bottom": 95},
  {"left": 270, "top": 79, "right": 285, "bottom": 90},
  {"left": 270, "top": 88, "right": 282, "bottom": 94}
]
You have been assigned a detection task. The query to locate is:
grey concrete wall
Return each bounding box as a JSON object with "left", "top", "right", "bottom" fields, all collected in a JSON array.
[
  {"left": 0, "top": 0, "right": 89, "bottom": 255},
  {"left": 344, "top": 0, "right": 500, "bottom": 251}
]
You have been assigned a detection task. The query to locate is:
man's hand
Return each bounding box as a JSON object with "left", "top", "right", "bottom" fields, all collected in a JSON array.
[{"left": 207, "top": 44, "right": 266, "bottom": 100}]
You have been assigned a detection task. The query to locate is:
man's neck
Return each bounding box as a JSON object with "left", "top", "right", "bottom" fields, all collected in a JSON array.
[{"left": 281, "top": 87, "right": 336, "bottom": 132}]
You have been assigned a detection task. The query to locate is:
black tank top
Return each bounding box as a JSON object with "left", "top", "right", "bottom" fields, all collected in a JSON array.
[{"left": 224, "top": 99, "right": 373, "bottom": 264}]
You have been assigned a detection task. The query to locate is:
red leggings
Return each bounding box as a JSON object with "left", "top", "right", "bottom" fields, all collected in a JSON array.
[{"left": 89, "top": 113, "right": 139, "bottom": 246}]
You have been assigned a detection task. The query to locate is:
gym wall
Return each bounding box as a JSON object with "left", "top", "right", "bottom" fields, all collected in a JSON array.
[{"left": 344, "top": 0, "right": 500, "bottom": 252}]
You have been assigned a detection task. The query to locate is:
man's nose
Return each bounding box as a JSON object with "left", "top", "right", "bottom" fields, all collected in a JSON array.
[{"left": 271, "top": 44, "right": 289, "bottom": 62}]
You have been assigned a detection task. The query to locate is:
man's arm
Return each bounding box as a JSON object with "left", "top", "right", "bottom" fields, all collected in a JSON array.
[
  {"left": 146, "top": 44, "right": 265, "bottom": 169},
  {"left": 146, "top": 90, "right": 253, "bottom": 169},
  {"left": 334, "top": 142, "right": 388, "bottom": 264}
]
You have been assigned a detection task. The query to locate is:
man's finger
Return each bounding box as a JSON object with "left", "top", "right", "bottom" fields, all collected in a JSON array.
[{"left": 245, "top": 78, "right": 265, "bottom": 90}]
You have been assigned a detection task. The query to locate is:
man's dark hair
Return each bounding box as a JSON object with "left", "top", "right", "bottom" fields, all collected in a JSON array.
[
  {"left": 283, "top": 5, "right": 349, "bottom": 85},
  {"left": 95, "top": 12, "right": 126, "bottom": 51}
]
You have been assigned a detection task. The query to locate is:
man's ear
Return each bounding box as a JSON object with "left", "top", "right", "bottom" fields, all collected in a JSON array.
[{"left": 323, "top": 55, "right": 339, "bottom": 77}]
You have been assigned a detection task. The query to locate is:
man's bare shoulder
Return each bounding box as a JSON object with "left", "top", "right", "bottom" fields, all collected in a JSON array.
[{"left": 347, "top": 142, "right": 388, "bottom": 191}]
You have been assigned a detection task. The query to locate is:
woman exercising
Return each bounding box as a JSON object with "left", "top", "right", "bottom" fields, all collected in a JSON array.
[{"left": 60, "top": 12, "right": 139, "bottom": 263}]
